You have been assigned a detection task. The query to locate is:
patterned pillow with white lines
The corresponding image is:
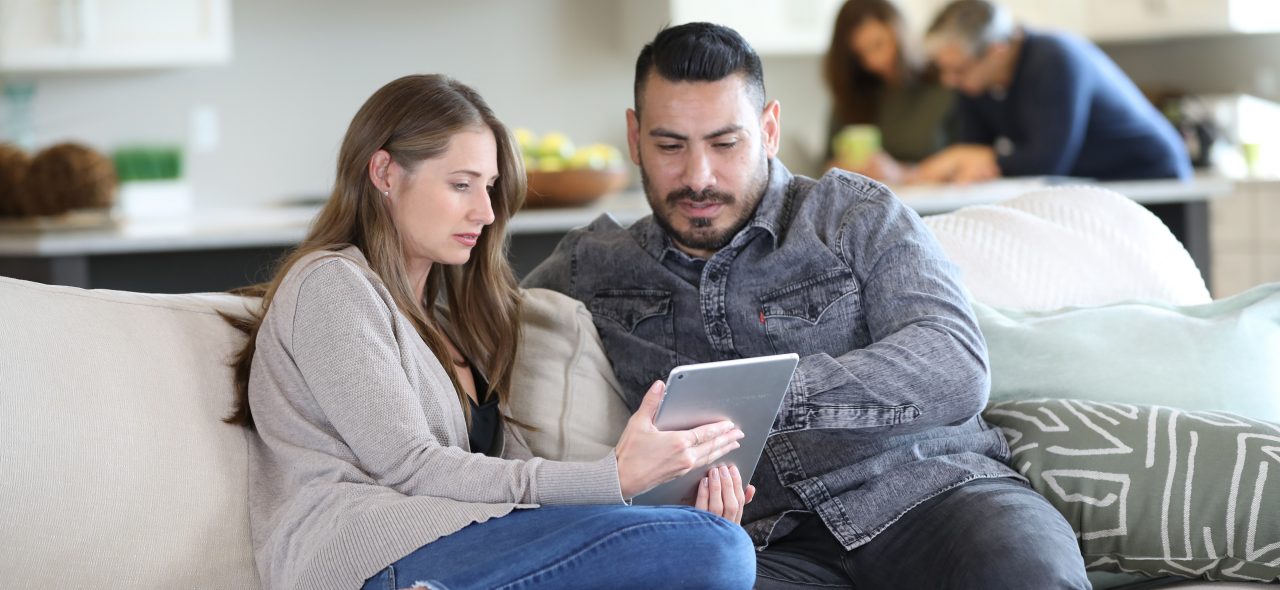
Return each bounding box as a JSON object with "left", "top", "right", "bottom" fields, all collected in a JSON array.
[{"left": 982, "top": 398, "right": 1280, "bottom": 583}]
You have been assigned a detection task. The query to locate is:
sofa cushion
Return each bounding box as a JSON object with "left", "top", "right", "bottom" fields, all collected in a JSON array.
[
  {"left": 975, "top": 282, "right": 1280, "bottom": 423},
  {"left": 983, "top": 399, "right": 1280, "bottom": 583},
  {"left": 0, "top": 276, "right": 261, "bottom": 588},
  {"left": 923, "top": 186, "right": 1212, "bottom": 310},
  {"left": 506, "top": 288, "right": 630, "bottom": 461}
]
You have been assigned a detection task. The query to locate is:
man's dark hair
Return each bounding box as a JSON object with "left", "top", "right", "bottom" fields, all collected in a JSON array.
[{"left": 633, "top": 22, "right": 766, "bottom": 117}]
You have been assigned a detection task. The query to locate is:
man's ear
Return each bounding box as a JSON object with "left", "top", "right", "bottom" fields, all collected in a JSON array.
[
  {"left": 626, "top": 108, "right": 642, "bottom": 166},
  {"left": 760, "top": 100, "right": 782, "bottom": 159},
  {"left": 368, "top": 149, "right": 393, "bottom": 194}
]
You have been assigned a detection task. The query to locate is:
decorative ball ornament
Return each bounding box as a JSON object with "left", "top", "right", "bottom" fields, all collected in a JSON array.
[
  {"left": 0, "top": 143, "right": 31, "bottom": 218},
  {"left": 23, "top": 142, "right": 117, "bottom": 216}
]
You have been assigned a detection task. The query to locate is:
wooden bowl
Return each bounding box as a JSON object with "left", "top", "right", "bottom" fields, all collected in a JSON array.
[{"left": 525, "top": 168, "right": 628, "bottom": 208}]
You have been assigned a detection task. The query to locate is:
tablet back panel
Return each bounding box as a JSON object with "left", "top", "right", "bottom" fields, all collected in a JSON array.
[{"left": 633, "top": 353, "right": 799, "bottom": 506}]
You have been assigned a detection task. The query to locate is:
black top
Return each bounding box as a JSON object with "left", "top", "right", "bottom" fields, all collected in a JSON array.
[{"left": 467, "top": 364, "right": 501, "bottom": 457}]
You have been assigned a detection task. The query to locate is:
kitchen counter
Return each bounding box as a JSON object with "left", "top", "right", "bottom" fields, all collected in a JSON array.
[
  {"left": 0, "top": 175, "right": 1230, "bottom": 292},
  {"left": 0, "top": 175, "right": 1229, "bottom": 257}
]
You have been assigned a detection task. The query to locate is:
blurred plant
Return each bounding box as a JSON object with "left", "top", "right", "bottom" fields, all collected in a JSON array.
[{"left": 113, "top": 146, "right": 183, "bottom": 182}]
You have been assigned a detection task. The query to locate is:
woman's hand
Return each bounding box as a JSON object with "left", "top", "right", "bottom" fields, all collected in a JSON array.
[
  {"left": 615, "top": 381, "right": 745, "bottom": 499},
  {"left": 695, "top": 463, "right": 756, "bottom": 524},
  {"left": 912, "top": 144, "right": 1000, "bottom": 184},
  {"left": 850, "top": 152, "right": 907, "bottom": 184}
]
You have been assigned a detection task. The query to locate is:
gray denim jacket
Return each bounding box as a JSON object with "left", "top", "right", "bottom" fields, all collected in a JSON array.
[{"left": 522, "top": 160, "right": 1021, "bottom": 550}]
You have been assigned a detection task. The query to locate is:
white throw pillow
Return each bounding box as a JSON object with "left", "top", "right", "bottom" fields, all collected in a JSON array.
[
  {"left": 923, "top": 186, "right": 1212, "bottom": 310},
  {"left": 507, "top": 288, "right": 630, "bottom": 462}
]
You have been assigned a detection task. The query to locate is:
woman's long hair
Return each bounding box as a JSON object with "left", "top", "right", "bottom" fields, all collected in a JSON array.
[
  {"left": 823, "top": 0, "right": 929, "bottom": 126},
  {"left": 223, "top": 74, "right": 525, "bottom": 428}
]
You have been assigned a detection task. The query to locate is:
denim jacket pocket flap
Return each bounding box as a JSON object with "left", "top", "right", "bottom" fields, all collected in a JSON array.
[
  {"left": 808, "top": 403, "right": 921, "bottom": 429},
  {"left": 590, "top": 289, "right": 672, "bottom": 333},
  {"left": 760, "top": 269, "right": 859, "bottom": 324}
]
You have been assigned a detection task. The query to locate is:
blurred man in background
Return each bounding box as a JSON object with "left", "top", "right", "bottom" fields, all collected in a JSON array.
[{"left": 915, "top": 0, "right": 1191, "bottom": 184}]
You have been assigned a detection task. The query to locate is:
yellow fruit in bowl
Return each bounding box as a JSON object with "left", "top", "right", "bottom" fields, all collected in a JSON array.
[
  {"left": 592, "top": 144, "right": 626, "bottom": 168},
  {"left": 513, "top": 128, "right": 537, "bottom": 155},
  {"left": 537, "top": 132, "right": 575, "bottom": 161},
  {"left": 537, "top": 156, "right": 567, "bottom": 172},
  {"left": 568, "top": 149, "right": 606, "bottom": 170}
]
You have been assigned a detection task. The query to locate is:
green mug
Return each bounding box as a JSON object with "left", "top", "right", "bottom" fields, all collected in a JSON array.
[{"left": 833, "top": 125, "right": 882, "bottom": 169}]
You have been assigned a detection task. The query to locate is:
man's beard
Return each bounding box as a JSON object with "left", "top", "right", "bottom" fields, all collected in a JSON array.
[{"left": 640, "top": 154, "right": 769, "bottom": 254}]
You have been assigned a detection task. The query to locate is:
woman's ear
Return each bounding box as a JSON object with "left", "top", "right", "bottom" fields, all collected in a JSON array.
[{"left": 368, "top": 149, "right": 394, "bottom": 195}]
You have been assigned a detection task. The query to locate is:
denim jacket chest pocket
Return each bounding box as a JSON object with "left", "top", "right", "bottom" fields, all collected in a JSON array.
[
  {"left": 759, "top": 269, "right": 863, "bottom": 358},
  {"left": 589, "top": 289, "right": 678, "bottom": 400}
]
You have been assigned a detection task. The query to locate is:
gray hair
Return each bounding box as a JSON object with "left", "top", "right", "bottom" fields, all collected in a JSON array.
[{"left": 924, "top": 0, "right": 1016, "bottom": 57}]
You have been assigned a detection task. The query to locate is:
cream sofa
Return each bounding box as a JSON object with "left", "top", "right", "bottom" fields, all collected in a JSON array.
[{"left": 0, "top": 188, "right": 1252, "bottom": 588}]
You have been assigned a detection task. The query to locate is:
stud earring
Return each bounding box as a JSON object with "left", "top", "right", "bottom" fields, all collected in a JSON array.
[{"left": 382, "top": 191, "right": 389, "bottom": 197}]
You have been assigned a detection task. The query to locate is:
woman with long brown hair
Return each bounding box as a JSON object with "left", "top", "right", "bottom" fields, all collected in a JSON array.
[
  {"left": 824, "top": 0, "right": 955, "bottom": 182},
  {"left": 225, "top": 74, "right": 756, "bottom": 590}
]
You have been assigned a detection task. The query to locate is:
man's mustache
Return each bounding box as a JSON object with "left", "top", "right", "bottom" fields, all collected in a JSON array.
[{"left": 665, "top": 187, "right": 735, "bottom": 206}]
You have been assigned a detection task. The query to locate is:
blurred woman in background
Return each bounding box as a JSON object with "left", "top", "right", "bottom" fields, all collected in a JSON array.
[{"left": 824, "top": 0, "right": 954, "bottom": 182}]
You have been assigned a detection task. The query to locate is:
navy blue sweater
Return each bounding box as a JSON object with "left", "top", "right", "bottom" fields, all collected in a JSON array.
[{"left": 954, "top": 30, "right": 1191, "bottom": 181}]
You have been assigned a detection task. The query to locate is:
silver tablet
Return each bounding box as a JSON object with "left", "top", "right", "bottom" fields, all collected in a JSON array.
[{"left": 632, "top": 353, "right": 800, "bottom": 506}]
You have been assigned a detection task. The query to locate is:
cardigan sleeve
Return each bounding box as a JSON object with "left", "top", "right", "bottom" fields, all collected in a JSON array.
[{"left": 282, "top": 258, "right": 625, "bottom": 506}]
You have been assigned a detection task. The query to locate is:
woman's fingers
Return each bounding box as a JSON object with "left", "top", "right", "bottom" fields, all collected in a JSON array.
[
  {"left": 634, "top": 380, "right": 666, "bottom": 424},
  {"left": 701, "top": 436, "right": 741, "bottom": 466},
  {"left": 689, "top": 421, "right": 738, "bottom": 448},
  {"left": 695, "top": 476, "right": 709, "bottom": 511},
  {"left": 744, "top": 484, "right": 756, "bottom": 506}
]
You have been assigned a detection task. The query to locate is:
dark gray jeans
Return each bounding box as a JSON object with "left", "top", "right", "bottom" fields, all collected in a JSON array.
[{"left": 755, "top": 478, "right": 1090, "bottom": 589}]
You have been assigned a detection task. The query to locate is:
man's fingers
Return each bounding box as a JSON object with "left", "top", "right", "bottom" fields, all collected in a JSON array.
[
  {"left": 730, "top": 464, "right": 745, "bottom": 505},
  {"left": 720, "top": 465, "right": 740, "bottom": 520},
  {"left": 708, "top": 466, "right": 724, "bottom": 515},
  {"left": 695, "top": 476, "right": 709, "bottom": 510}
]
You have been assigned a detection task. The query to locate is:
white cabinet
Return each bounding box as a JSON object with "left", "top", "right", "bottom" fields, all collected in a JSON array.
[
  {"left": 904, "top": 0, "right": 1274, "bottom": 42},
  {"left": 0, "top": 0, "right": 231, "bottom": 71},
  {"left": 622, "top": 0, "right": 845, "bottom": 56},
  {"left": 1084, "top": 0, "right": 1280, "bottom": 42},
  {"left": 621, "top": 0, "right": 1280, "bottom": 56}
]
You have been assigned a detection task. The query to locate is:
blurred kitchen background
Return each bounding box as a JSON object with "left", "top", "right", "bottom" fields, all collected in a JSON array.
[{"left": 1, "top": 0, "right": 1279, "bottom": 296}]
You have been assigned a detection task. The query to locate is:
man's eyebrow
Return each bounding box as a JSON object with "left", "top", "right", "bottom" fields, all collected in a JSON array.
[
  {"left": 648, "top": 125, "right": 744, "bottom": 141},
  {"left": 702, "top": 125, "right": 742, "bottom": 140},
  {"left": 650, "top": 128, "right": 687, "bottom": 141}
]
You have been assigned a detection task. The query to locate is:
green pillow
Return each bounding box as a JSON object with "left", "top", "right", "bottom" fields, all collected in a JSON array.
[
  {"left": 983, "top": 399, "right": 1280, "bottom": 583},
  {"left": 975, "top": 282, "right": 1280, "bottom": 422}
]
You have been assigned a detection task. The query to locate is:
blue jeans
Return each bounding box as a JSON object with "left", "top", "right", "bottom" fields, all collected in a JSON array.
[
  {"left": 755, "top": 478, "right": 1090, "bottom": 589},
  {"left": 361, "top": 505, "right": 755, "bottom": 590}
]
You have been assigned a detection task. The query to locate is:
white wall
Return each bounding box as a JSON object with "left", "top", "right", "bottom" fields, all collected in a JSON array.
[{"left": 2, "top": 0, "right": 835, "bottom": 209}]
